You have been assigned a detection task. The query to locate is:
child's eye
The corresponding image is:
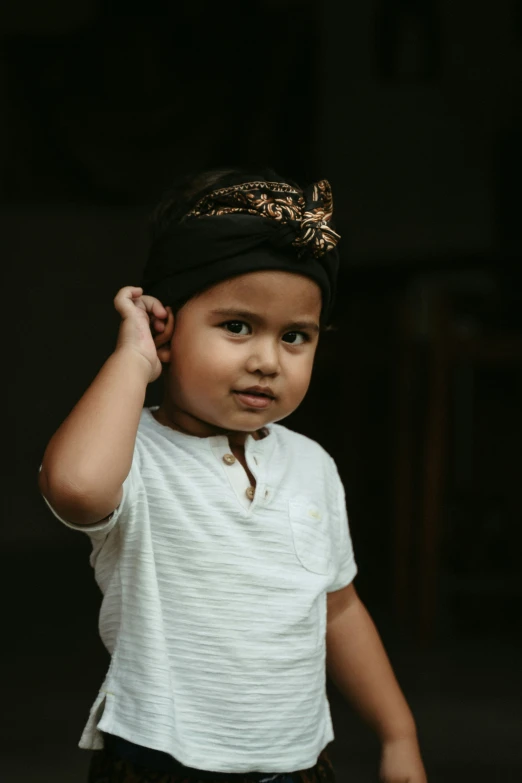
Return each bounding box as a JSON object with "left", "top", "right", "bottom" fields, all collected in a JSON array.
[
  {"left": 282, "top": 332, "right": 308, "bottom": 345},
  {"left": 222, "top": 321, "right": 251, "bottom": 335}
]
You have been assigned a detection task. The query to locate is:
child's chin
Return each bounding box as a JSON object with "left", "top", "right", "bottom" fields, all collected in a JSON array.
[
  {"left": 224, "top": 421, "right": 269, "bottom": 433},
  {"left": 221, "top": 413, "right": 276, "bottom": 433}
]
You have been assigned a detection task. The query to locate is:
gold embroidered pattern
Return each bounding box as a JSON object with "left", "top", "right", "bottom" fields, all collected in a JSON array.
[{"left": 186, "top": 179, "right": 340, "bottom": 259}]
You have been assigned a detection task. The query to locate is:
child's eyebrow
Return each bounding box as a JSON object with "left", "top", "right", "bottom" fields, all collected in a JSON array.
[{"left": 210, "top": 308, "right": 320, "bottom": 334}]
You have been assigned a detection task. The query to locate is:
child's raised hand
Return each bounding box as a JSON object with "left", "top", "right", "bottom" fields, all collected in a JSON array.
[{"left": 113, "top": 286, "right": 174, "bottom": 382}]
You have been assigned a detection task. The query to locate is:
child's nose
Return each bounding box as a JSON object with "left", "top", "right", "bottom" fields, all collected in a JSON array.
[{"left": 245, "top": 338, "right": 280, "bottom": 376}]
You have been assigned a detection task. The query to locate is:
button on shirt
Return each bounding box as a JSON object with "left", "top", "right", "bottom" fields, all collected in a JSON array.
[
  {"left": 213, "top": 444, "right": 255, "bottom": 509},
  {"left": 42, "top": 407, "right": 357, "bottom": 775}
]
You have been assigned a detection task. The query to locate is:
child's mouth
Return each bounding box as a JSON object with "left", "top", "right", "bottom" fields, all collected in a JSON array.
[{"left": 232, "top": 389, "right": 275, "bottom": 409}]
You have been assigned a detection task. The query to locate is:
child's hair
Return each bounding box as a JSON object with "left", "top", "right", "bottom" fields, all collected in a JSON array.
[{"left": 148, "top": 167, "right": 300, "bottom": 315}]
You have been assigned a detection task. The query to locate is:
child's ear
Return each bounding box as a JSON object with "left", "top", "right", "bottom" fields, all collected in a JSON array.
[{"left": 154, "top": 306, "right": 175, "bottom": 363}]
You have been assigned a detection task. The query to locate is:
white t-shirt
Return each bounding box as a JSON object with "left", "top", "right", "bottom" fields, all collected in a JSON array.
[{"left": 44, "top": 407, "right": 357, "bottom": 774}]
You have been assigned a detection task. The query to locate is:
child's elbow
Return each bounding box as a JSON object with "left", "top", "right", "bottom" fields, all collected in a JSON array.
[{"left": 38, "top": 465, "right": 121, "bottom": 526}]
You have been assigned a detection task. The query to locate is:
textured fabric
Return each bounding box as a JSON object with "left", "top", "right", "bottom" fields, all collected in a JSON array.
[
  {"left": 88, "top": 743, "right": 337, "bottom": 783},
  {"left": 142, "top": 180, "right": 340, "bottom": 320},
  {"left": 45, "top": 408, "right": 356, "bottom": 774}
]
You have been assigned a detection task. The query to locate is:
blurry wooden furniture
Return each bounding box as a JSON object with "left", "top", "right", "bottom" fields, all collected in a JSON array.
[{"left": 392, "top": 282, "right": 522, "bottom": 643}]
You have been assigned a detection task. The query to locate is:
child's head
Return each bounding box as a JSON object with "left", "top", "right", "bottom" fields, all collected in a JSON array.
[{"left": 141, "top": 168, "right": 341, "bottom": 438}]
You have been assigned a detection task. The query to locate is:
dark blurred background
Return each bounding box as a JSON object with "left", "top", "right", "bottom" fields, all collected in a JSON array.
[{"left": 2, "top": 1, "right": 522, "bottom": 781}]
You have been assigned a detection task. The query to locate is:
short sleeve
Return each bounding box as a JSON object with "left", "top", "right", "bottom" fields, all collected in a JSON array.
[
  {"left": 39, "top": 448, "right": 140, "bottom": 537},
  {"left": 327, "top": 458, "right": 358, "bottom": 592}
]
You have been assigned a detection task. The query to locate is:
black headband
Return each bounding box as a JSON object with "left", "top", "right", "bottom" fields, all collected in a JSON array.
[{"left": 142, "top": 179, "right": 341, "bottom": 319}]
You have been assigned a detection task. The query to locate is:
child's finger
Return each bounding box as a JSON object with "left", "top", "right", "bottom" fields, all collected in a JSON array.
[
  {"left": 153, "top": 306, "right": 175, "bottom": 347},
  {"left": 151, "top": 318, "right": 165, "bottom": 333},
  {"left": 114, "top": 286, "right": 144, "bottom": 317},
  {"left": 141, "top": 295, "right": 168, "bottom": 318}
]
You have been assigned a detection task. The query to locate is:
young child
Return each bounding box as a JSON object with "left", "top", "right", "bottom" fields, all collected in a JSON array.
[{"left": 39, "top": 169, "right": 427, "bottom": 783}]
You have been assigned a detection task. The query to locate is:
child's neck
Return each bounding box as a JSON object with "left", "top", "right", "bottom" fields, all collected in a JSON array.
[
  {"left": 152, "top": 406, "right": 261, "bottom": 489},
  {"left": 152, "top": 405, "right": 266, "bottom": 446}
]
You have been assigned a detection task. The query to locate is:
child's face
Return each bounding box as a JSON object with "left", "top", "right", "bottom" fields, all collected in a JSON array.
[{"left": 159, "top": 270, "right": 322, "bottom": 440}]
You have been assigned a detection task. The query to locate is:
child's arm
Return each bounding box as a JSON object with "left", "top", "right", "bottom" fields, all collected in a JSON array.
[
  {"left": 38, "top": 286, "right": 171, "bottom": 526},
  {"left": 326, "top": 583, "right": 428, "bottom": 783}
]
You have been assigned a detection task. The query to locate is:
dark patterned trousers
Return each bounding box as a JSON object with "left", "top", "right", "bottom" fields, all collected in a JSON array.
[{"left": 87, "top": 745, "right": 336, "bottom": 783}]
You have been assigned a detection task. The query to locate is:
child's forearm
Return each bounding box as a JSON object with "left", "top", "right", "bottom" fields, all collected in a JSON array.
[
  {"left": 39, "top": 347, "right": 150, "bottom": 524},
  {"left": 326, "top": 594, "right": 417, "bottom": 743}
]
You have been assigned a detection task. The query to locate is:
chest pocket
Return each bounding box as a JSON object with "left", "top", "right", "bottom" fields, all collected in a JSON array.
[{"left": 288, "top": 496, "right": 333, "bottom": 575}]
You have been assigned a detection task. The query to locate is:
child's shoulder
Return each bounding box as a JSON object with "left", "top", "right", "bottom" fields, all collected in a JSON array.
[
  {"left": 270, "top": 423, "right": 335, "bottom": 467},
  {"left": 271, "top": 425, "right": 343, "bottom": 504}
]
